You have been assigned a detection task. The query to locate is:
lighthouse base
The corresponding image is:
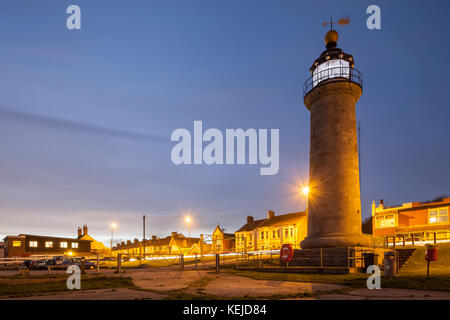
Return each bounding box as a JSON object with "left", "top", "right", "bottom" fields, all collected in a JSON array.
[{"left": 300, "top": 233, "right": 372, "bottom": 249}]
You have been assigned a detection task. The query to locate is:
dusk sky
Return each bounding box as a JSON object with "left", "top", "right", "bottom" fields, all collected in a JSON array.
[{"left": 0, "top": 1, "right": 449, "bottom": 245}]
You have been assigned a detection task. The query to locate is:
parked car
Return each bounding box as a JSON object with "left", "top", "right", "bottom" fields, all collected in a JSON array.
[
  {"left": 63, "top": 258, "right": 96, "bottom": 270},
  {"left": 32, "top": 259, "right": 48, "bottom": 269},
  {"left": 21, "top": 260, "right": 34, "bottom": 269},
  {"left": 50, "top": 256, "right": 65, "bottom": 265}
]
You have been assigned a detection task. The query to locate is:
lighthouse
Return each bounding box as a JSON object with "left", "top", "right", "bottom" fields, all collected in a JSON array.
[{"left": 300, "top": 29, "right": 370, "bottom": 249}]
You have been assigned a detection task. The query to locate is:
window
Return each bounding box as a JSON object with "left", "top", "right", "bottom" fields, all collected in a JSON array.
[
  {"left": 285, "top": 229, "right": 289, "bottom": 237},
  {"left": 429, "top": 208, "right": 448, "bottom": 224},
  {"left": 375, "top": 215, "right": 396, "bottom": 228},
  {"left": 265, "top": 231, "right": 268, "bottom": 239},
  {"left": 290, "top": 228, "right": 294, "bottom": 237},
  {"left": 272, "top": 230, "right": 276, "bottom": 238},
  {"left": 12, "top": 241, "right": 22, "bottom": 247},
  {"left": 71, "top": 242, "right": 78, "bottom": 248},
  {"left": 60, "top": 242, "right": 68, "bottom": 248},
  {"left": 29, "top": 241, "right": 38, "bottom": 248},
  {"left": 45, "top": 241, "right": 53, "bottom": 248},
  {"left": 313, "top": 59, "right": 350, "bottom": 87},
  {"left": 260, "top": 231, "right": 264, "bottom": 239},
  {"left": 277, "top": 230, "right": 281, "bottom": 238}
]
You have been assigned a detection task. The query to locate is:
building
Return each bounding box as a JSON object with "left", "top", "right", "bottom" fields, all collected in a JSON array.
[
  {"left": 2, "top": 234, "right": 91, "bottom": 257},
  {"left": 76, "top": 225, "right": 109, "bottom": 256},
  {"left": 112, "top": 232, "right": 203, "bottom": 257},
  {"left": 235, "top": 210, "right": 307, "bottom": 252},
  {"left": 211, "top": 225, "right": 235, "bottom": 253},
  {"left": 300, "top": 28, "right": 369, "bottom": 248},
  {"left": 372, "top": 197, "right": 450, "bottom": 243},
  {"left": 0, "top": 242, "right": 5, "bottom": 258}
]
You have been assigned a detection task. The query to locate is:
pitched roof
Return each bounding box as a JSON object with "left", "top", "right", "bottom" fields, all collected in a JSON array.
[
  {"left": 235, "top": 211, "right": 306, "bottom": 232},
  {"left": 236, "top": 218, "right": 266, "bottom": 232}
]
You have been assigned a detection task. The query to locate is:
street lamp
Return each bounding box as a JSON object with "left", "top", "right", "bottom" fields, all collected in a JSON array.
[
  {"left": 301, "top": 186, "right": 309, "bottom": 212},
  {"left": 185, "top": 216, "right": 192, "bottom": 249},
  {"left": 110, "top": 222, "right": 117, "bottom": 256}
]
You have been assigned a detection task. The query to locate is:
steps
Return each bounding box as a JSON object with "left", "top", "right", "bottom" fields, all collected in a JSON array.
[{"left": 396, "top": 248, "right": 416, "bottom": 269}]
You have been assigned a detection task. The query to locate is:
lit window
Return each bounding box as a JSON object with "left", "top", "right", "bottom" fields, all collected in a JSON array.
[
  {"left": 45, "top": 241, "right": 53, "bottom": 248},
  {"left": 429, "top": 208, "right": 448, "bottom": 224},
  {"left": 71, "top": 242, "right": 78, "bottom": 248},
  {"left": 375, "top": 215, "right": 396, "bottom": 228},
  {"left": 29, "top": 241, "right": 38, "bottom": 248},
  {"left": 12, "top": 241, "right": 22, "bottom": 247},
  {"left": 60, "top": 242, "right": 68, "bottom": 248}
]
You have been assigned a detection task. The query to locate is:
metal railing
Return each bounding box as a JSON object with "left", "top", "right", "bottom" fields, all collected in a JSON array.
[{"left": 303, "top": 66, "right": 363, "bottom": 97}]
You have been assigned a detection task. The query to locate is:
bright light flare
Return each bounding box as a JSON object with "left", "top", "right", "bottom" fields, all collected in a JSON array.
[{"left": 301, "top": 186, "right": 310, "bottom": 196}]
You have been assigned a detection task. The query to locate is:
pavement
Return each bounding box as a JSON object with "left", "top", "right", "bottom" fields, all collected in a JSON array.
[{"left": 2, "top": 268, "right": 450, "bottom": 300}]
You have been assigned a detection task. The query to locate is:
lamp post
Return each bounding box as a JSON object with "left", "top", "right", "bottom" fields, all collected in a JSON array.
[
  {"left": 110, "top": 222, "right": 117, "bottom": 257},
  {"left": 185, "top": 216, "right": 191, "bottom": 250}
]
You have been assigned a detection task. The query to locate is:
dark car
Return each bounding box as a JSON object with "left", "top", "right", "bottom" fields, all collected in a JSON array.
[
  {"left": 63, "top": 258, "right": 96, "bottom": 270},
  {"left": 21, "top": 260, "right": 34, "bottom": 269},
  {"left": 32, "top": 259, "right": 48, "bottom": 269}
]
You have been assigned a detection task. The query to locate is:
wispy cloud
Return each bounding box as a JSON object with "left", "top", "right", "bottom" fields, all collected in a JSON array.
[{"left": 0, "top": 108, "right": 166, "bottom": 143}]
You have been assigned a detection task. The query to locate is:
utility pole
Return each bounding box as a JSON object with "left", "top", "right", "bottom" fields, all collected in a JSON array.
[{"left": 143, "top": 215, "right": 146, "bottom": 262}]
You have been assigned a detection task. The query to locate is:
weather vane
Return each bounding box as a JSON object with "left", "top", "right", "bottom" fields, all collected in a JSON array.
[{"left": 323, "top": 16, "right": 350, "bottom": 30}]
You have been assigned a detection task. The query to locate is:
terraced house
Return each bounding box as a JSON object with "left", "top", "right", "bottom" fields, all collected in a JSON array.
[
  {"left": 113, "top": 232, "right": 202, "bottom": 257},
  {"left": 372, "top": 196, "right": 450, "bottom": 243},
  {"left": 235, "top": 210, "right": 307, "bottom": 252}
]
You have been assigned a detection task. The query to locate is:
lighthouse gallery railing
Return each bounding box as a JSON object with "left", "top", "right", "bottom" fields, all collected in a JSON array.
[{"left": 303, "top": 66, "right": 363, "bottom": 97}]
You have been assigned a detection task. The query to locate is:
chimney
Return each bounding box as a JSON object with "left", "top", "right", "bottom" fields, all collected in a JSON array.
[
  {"left": 134, "top": 238, "right": 139, "bottom": 244},
  {"left": 247, "top": 216, "right": 254, "bottom": 223},
  {"left": 126, "top": 240, "right": 131, "bottom": 245},
  {"left": 267, "top": 210, "right": 275, "bottom": 219},
  {"left": 121, "top": 241, "right": 125, "bottom": 246},
  {"left": 171, "top": 232, "right": 178, "bottom": 237},
  {"left": 77, "top": 227, "right": 82, "bottom": 238},
  {"left": 152, "top": 235, "right": 157, "bottom": 241},
  {"left": 82, "top": 225, "right": 88, "bottom": 235}
]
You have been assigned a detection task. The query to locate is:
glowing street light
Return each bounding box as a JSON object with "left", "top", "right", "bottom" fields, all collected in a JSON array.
[
  {"left": 301, "top": 185, "right": 310, "bottom": 212},
  {"left": 185, "top": 216, "right": 192, "bottom": 248},
  {"left": 110, "top": 222, "right": 117, "bottom": 254},
  {"left": 301, "top": 186, "right": 310, "bottom": 196}
]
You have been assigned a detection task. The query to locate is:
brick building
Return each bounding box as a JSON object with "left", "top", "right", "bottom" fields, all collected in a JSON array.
[
  {"left": 372, "top": 197, "right": 450, "bottom": 243},
  {"left": 2, "top": 234, "right": 91, "bottom": 257},
  {"left": 211, "top": 225, "right": 235, "bottom": 253}
]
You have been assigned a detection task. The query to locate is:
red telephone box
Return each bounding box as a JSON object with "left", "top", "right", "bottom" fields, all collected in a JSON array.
[{"left": 280, "top": 244, "right": 294, "bottom": 265}]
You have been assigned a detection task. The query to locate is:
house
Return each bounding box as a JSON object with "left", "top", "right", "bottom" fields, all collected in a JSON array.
[
  {"left": 112, "top": 232, "right": 203, "bottom": 257},
  {"left": 0, "top": 242, "right": 5, "bottom": 258},
  {"left": 2, "top": 234, "right": 91, "bottom": 257},
  {"left": 372, "top": 197, "right": 450, "bottom": 243},
  {"left": 211, "top": 225, "right": 235, "bottom": 253},
  {"left": 77, "top": 225, "right": 109, "bottom": 256},
  {"left": 235, "top": 210, "right": 307, "bottom": 252},
  {"left": 168, "top": 232, "right": 200, "bottom": 254}
]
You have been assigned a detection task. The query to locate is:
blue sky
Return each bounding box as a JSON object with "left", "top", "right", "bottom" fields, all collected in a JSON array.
[{"left": 0, "top": 1, "right": 449, "bottom": 245}]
